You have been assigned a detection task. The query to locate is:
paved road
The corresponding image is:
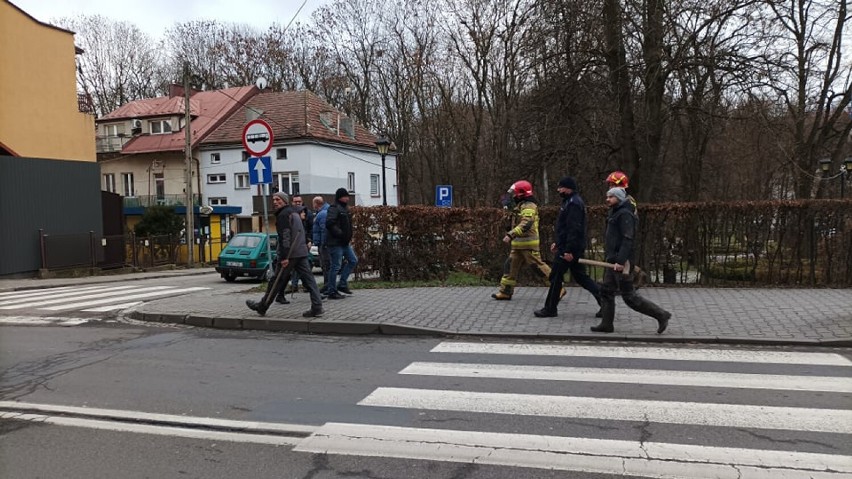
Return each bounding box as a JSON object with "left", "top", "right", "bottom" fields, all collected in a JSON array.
[{"left": 1, "top": 323, "right": 849, "bottom": 478}]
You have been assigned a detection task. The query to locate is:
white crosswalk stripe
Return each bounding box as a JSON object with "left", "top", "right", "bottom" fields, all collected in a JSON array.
[
  {"left": 0, "top": 285, "right": 209, "bottom": 316},
  {"left": 296, "top": 341, "right": 852, "bottom": 478}
]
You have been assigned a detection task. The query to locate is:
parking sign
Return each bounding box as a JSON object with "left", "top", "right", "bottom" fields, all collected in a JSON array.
[{"left": 436, "top": 185, "right": 452, "bottom": 207}]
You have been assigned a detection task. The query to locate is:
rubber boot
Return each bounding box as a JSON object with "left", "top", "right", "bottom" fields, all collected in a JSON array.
[{"left": 590, "top": 299, "right": 615, "bottom": 333}]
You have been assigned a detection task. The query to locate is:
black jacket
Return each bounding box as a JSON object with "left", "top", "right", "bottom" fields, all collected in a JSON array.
[
  {"left": 604, "top": 200, "right": 637, "bottom": 265},
  {"left": 276, "top": 206, "right": 309, "bottom": 259},
  {"left": 325, "top": 201, "right": 353, "bottom": 247},
  {"left": 555, "top": 192, "right": 587, "bottom": 258}
]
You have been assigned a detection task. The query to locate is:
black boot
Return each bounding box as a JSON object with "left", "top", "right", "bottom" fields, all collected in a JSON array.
[
  {"left": 275, "top": 294, "right": 290, "bottom": 304},
  {"left": 591, "top": 299, "right": 614, "bottom": 332},
  {"left": 303, "top": 307, "right": 324, "bottom": 317},
  {"left": 246, "top": 299, "right": 267, "bottom": 316},
  {"left": 657, "top": 311, "right": 671, "bottom": 334}
]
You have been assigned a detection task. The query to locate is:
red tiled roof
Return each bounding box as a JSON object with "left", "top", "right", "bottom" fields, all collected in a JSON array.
[
  {"left": 203, "top": 90, "right": 378, "bottom": 149},
  {"left": 99, "top": 86, "right": 257, "bottom": 154}
]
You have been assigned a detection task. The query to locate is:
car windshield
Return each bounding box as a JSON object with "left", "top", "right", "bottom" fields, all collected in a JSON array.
[{"left": 228, "top": 235, "right": 261, "bottom": 248}]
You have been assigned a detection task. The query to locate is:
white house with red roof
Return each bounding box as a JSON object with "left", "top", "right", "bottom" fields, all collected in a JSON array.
[
  {"left": 201, "top": 89, "right": 398, "bottom": 233},
  {"left": 96, "top": 85, "right": 397, "bottom": 243}
]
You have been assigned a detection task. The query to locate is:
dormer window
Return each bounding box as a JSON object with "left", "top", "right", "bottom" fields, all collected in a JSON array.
[{"left": 150, "top": 120, "right": 172, "bottom": 135}]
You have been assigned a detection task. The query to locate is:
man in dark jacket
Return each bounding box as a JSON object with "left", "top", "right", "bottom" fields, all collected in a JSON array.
[
  {"left": 325, "top": 188, "right": 358, "bottom": 299},
  {"left": 312, "top": 196, "right": 331, "bottom": 294},
  {"left": 534, "top": 177, "right": 601, "bottom": 317},
  {"left": 246, "top": 192, "right": 324, "bottom": 317},
  {"left": 591, "top": 187, "right": 670, "bottom": 333}
]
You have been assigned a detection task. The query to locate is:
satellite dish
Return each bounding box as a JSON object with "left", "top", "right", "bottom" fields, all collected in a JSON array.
[
  {"left": 255, "top": 77, "right": 268, "bottom": 90},
  {"left": 199, "top": 205, "right": 214, "bottom": 215}
]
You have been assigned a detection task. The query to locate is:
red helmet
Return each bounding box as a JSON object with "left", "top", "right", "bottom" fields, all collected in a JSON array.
[
  {"left": 509, "top": 180, "right": 533, "bottom": 199},
  {"left": 606, "top": 171, "right": 629, "bottom": 188}
]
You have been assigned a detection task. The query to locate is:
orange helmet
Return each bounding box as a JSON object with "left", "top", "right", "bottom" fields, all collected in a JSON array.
[
  {"left": 606, "top": 171, "right": 629, "bottom": 188},
  {"left": 509, "top": 180, "right": 533, "bottom": 199}
]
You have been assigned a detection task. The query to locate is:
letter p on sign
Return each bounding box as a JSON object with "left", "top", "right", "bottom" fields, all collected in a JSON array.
[{"left": 436, "top": 185, "right": 452, "bottom": 208}]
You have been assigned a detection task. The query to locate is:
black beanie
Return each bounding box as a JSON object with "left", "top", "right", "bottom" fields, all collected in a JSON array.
[
  {"left": 558, "top": 176, "right": 577, "bottom": 190},
  {"left": 335, "top": 187, "right": 350, "bottom": 201}
]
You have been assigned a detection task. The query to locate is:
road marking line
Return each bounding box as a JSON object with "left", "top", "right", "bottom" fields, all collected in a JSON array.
[
  {"left": 400, "top": 362, "right": 852, "bottom": 393},
  {"left": 0, "top": 412, "right": 303, "bottom": 446},
  {"left": 0, "top": 285, "right": 137, "bottom": 305},
  {"left": 431, "top": 342, "right": 852, "bottom": 366},
  {"left": 41, "top": 287, "right": 209, "bottom": 311},
  {"left": 0, "top": 401, "right": 318, "bottom": 435},
  {"left": 296, "top": 422, "right": 851, "bottom": 478},
  {"left": 82, "top": 302, "right": 143, "bottom": 312},
  {"left": 0, "top": 286, "right": 78, "bottom": 298},
  {"left": 0, "top": 316, "right": 90, "bottom": 326},
  {"left": 358, "top": 387, "right": 852, "bottom": 434},
  {"left": 0, "top": 286, "right": 170, "bottom": 310}
]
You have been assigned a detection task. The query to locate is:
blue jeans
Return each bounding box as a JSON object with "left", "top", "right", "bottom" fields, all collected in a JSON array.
[{"left": 328, "top": 245, "right": 358, "bottom": 293}]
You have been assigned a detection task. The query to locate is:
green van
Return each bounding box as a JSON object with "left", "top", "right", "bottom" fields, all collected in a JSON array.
[{"left": 215, "top": 233, "right": 277, "bottom": 282}]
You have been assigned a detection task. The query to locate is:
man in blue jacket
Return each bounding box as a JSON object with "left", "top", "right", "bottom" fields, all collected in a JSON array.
[
  {"left": 535, "top": 177, "right": 601, "bottom": 318},
  {"left": 312, "top": 196, "right": 331, "bottom": 295}
]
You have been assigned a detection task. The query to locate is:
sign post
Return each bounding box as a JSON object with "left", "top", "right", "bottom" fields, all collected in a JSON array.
[
  {"left": 243, "top": 120, "right": 275, "bottom": 277},
  {"left": 436, "top": 185, "right": 453, "bottom": 208}
]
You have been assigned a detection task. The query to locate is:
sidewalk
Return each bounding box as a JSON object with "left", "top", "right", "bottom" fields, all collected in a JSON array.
[
  {"left": 2, "top": 269, "right": 849, "bottom": 346},
  {"left": 128, "top": 283, "right": 852, "bottom": 347}
]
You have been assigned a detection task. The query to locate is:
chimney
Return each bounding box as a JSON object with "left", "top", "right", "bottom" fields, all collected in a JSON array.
[{"left": 169, "top": 84, "right": 185, "bottom": 99}]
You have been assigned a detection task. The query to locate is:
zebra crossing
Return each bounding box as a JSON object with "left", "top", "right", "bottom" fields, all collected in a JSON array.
[
  {"left": 0, "top": 284, "right": 209, "bottom": 318},
  {"left": 296, "top": 341, "right": 852, "bottom": 478}
]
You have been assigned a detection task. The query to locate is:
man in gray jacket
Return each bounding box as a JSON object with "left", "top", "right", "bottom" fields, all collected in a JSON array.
[{"left": 246, "top": 192, "right": 324, "bottom": 317}]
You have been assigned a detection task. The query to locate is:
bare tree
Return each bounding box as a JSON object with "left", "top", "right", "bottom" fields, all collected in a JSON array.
[{"left": 56, "top": 15, "right": 165, "bottom": 116}]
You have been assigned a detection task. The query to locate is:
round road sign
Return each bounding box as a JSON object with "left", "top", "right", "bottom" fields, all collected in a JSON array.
[{"left": 242, "top": 119, "right": 274, "bottom": 157}]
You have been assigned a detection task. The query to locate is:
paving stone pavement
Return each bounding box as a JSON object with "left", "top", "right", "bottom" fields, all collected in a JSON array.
[{"left": 130, "top": 284, "right": 852, "bottom": 346}]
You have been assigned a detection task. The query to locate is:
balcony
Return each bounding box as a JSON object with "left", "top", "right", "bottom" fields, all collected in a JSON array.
[
  {"left": 97, "top": 135, "right": 129, "bottom": 153},
  {"left": 123, "top": 194, "right": 201, "bottom": 208},
  {"left": 78, "top": 93, "right": 95, "bottom": 114}
]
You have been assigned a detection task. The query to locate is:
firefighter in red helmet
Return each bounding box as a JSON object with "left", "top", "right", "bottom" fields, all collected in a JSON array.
[{"left": 492, "top": 180, "right": 555, "bottom": 300}]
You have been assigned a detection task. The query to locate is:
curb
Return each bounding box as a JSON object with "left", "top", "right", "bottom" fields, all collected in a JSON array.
[{"left": 126, "top": 311, "right": 852, "bottom": 347}]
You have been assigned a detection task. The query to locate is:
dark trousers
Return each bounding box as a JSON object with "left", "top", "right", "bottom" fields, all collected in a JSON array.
[
  {"left": 319, "top": 245, "right": 331, "bottom": 292},
  {"left": 265, "top": 257, "right": 323, "bottom": 309},
  {"left": 599, "top": 268, "right": 668, "bottom": 326},
  {"left": 543, "top": 257, "right": 601, "bottom": 313}
]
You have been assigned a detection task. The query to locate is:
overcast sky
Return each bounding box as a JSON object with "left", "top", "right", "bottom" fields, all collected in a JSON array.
[{"left": 13, "top": 0, "right": 327, "bottom": 38}]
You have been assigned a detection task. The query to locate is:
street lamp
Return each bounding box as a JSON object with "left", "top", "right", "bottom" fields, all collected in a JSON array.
[
  {"left": 819, "top": 158, "right": 832, "bottom": 174},
  {"left": 375, "top": 133, "right": 391, "bottom": 206}
]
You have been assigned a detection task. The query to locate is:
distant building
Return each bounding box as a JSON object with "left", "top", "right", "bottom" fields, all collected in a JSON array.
[{"left": 202, "top": 89, "right": 398, "bottom": 233}]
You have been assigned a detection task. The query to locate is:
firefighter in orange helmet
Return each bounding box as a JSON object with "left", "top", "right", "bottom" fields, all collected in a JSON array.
[
  {"left": 492, "top": 180, "right": 554, "bottom": 300},
  {"left": 605, "top": 171, "right": 637, "bottom": 215}
]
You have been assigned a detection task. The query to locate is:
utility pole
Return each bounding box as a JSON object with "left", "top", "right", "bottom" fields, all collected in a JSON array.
[{"left": 183, "top": 62, "right": 195, "bottom": 266}]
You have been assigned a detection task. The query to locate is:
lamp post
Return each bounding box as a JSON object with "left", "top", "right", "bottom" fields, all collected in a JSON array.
[
  {"left": 375, "top": 133, "right": 391, "bottom": 206},
  {"left": 819, "top": 159, "right": 832, "bottom": 198}
]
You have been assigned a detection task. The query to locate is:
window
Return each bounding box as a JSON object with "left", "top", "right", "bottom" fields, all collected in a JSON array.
[
  {"left": 276, "top": 148, "right": 287, "bottom": 159},
  {"left": 103, "top": 173, "right": 116, "bottom": 193},
  {"left": 154, "top": 173, "right": 165, "bottom": 200},
  {"left": 235, "top": 173, "right": 250, "bottom": 189},
  {"left": 370, "top": 174, "right": 380, "bottom": 196},
  {"left": 347, "top": 172, "right": 355, "bottom": 193},
  {"left": 104, "top": 124, "right": 124, "bottom": 137},
  {"left": 150, "top": 119, "right": 172, "bottom": 135},
  {"left": 121, "top": 172, "right": 135, "bottom": 197},
  {"left": 210, "top": 152, "right": 221, "bottom": 164},
  {"left": 209, "top": 197, "right": 228, "bottom": 206},
  {"left": 273, "top": 172, "right": 300, "bottom": 195},
  {"left": 207, "top": 174, "right": 226, "bottom": 184},
  {"left": 241, "top": 151, "right": 249, "bottom": 162}
]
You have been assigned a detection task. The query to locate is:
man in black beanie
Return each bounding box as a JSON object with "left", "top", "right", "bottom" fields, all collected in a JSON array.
[
  {"left": 534, "top": 177, "right": 602, "bottom": 318},
  {"left": 325, "top": 187, "right": 358, "bottom": 299}
]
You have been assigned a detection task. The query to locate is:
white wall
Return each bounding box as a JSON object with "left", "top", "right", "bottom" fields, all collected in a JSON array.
[{"left": 199, "top": 141, "right": 398, "bottom": 216}]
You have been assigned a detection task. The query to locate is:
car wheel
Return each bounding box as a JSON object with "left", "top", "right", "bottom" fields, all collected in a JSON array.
[{"left": 223, "top": 272, "right": 237, "bottom": 282}]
